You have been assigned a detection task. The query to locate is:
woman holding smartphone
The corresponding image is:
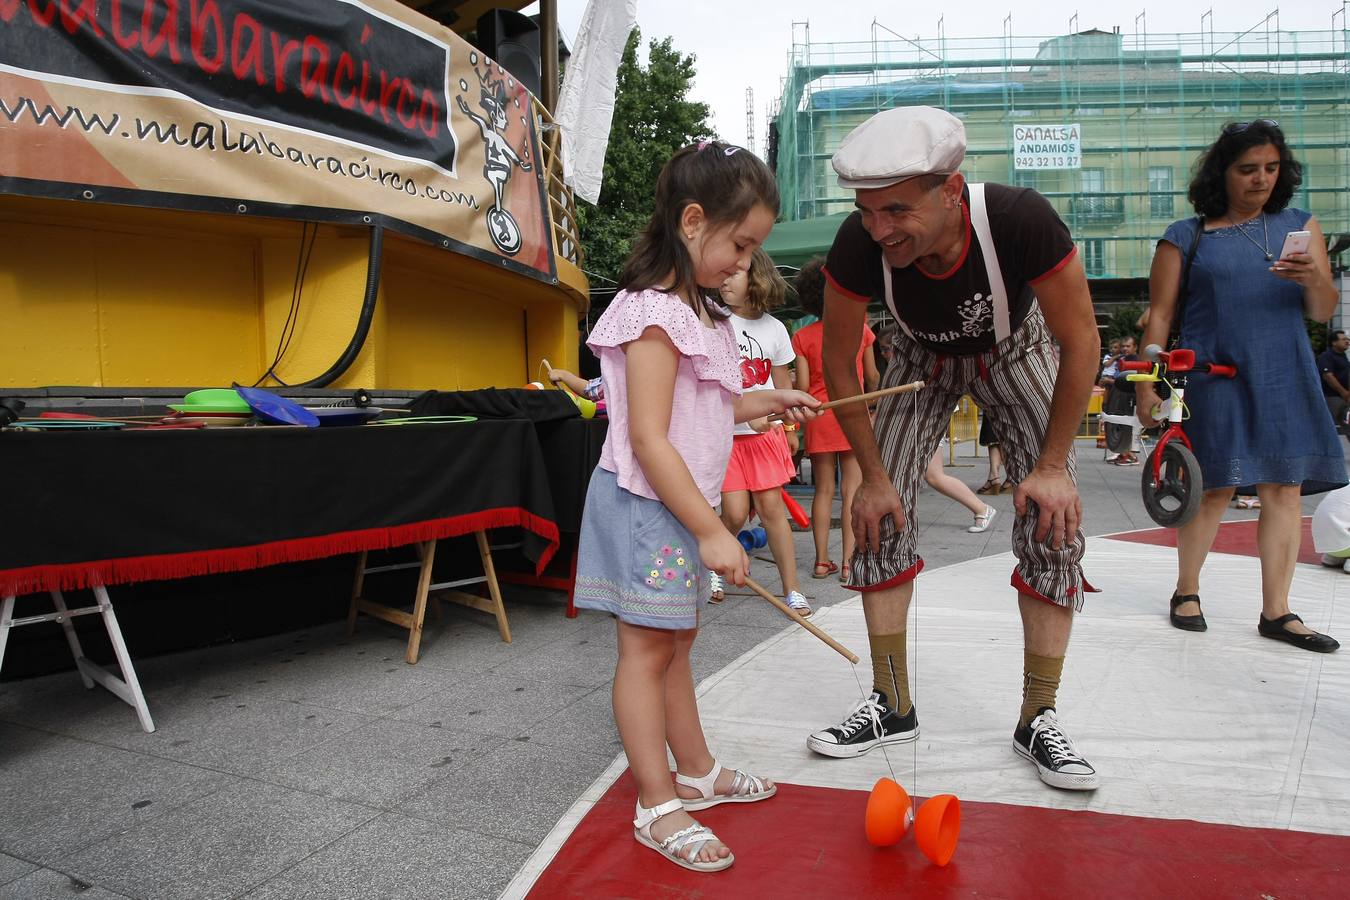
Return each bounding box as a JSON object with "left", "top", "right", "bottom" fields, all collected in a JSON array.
[{"left": 1137, "top": 119, "right": 1343, "bottom": 652}]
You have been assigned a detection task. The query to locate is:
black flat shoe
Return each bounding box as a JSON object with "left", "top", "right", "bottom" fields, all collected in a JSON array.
[
  {"left": 1258, "top": 614, "right": 1340, "bottom": 653},
  {"left": 1169, "top": 593, "right": 1207, "bottom": 632}
]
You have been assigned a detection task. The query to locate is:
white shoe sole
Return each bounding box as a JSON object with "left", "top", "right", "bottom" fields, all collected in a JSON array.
[
  {"left": 806, "top": 726, "right": 919, "bottom": 758},
  {"left": 681, "top": 784, "right": 778, "bottom": 811},
  {"left": 634, "top": 829, "right": 735, "bottom": 872},
  {"left": 1012, "top": 740, "right": 1100, "bottom": 790}
]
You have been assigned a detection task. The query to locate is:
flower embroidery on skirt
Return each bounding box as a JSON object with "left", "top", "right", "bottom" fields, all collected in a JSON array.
[{"left": 644, "top": 543, "right": 689, "bottom": 590}]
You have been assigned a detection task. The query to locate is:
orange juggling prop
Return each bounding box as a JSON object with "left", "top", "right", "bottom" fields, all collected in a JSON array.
[
  {"left": 864, "top": 777, "right": 913, "bottom": 847},
  {"left": 914, "top": 794, "right": 961, "bottom": 866}
]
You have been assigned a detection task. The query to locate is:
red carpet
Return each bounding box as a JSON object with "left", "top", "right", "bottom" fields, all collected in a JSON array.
[
  {"left": 1108, "top": 516, "right": 1320, "bottom": 566},
  {"left": 527, "top": 772, "right": 1349, "bottom": 898}
]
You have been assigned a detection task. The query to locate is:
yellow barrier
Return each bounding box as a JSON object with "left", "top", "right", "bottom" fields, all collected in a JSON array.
[{"left": 948, "top": 390, "right": 1105, "bottom": 459}]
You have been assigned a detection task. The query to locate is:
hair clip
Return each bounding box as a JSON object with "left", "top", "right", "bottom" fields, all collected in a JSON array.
[{"left": 723, "top": 146, "right": 741, "bottom": 157}]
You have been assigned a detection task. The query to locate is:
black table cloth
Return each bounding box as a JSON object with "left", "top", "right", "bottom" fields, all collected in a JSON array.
[
  {"left": 0, "top": 419, "right": 559, "bottom": 598},
  {"left": 409, "top": 388, "right": 608, "bottom": 532}
]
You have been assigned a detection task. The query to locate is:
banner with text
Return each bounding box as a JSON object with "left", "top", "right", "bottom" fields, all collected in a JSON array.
[
  {"left": 0, "top": 0, "right": 553, "bottom": 280},
  {"left": 1013, "top": 123, "right": 1082, "bottom": 171}
]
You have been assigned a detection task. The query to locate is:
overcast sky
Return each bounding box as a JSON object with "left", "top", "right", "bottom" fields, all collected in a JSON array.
[{"left": 525, "top": 1, "right": 1343, "bottom": 151}]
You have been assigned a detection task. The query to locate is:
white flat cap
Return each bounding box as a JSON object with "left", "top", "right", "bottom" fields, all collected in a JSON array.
[{"left": 832, "top": 106, "right": 966, "bottom": 190}]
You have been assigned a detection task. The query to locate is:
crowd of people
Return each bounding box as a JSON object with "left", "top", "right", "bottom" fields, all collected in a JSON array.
[{"left": 564, "top": 109, "right": 1343, "bottom": 874}]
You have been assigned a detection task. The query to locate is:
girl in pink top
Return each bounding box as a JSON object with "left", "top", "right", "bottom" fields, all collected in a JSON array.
[{"left": 575, "top": 141, "right": 817, "bottom": 874}]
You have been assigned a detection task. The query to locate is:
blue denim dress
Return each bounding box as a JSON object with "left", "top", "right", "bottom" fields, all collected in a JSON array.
[{"left": 1163, "top": 210, "right": 1346, "bottom": 494}]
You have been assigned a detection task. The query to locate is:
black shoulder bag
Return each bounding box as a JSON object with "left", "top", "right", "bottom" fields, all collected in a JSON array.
[{"left": 1168, "top": 215, "right": 1205, "bottom": 349}]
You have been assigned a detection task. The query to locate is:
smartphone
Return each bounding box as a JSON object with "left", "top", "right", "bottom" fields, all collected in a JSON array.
[{"left": 1278, "top": 230, "right": 1312, "bottom": 261}]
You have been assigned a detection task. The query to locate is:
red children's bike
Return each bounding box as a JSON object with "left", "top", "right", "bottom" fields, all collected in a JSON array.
[{"left": 1120, "top": 346, "right": 1238, "bottom": 527}]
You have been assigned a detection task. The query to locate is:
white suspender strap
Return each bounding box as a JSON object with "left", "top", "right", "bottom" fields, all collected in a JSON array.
[
  {"left": 967, "top": 183, "right": 1011, "bottom": 345},
  {"left": 879, "top": 262, "right": 915, "bottom": 340}
]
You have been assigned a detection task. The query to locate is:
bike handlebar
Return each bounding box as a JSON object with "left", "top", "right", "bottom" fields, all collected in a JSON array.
[{"left": 1118, "top": 351, "right": 1236, "bottom": 378}]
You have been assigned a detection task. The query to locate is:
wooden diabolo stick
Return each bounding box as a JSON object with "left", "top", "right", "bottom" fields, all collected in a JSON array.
[
  {"left": 743, "top": 575, "right": 860, "bottom": 664},
  {"left": 768, "top": 379, "right": 926, "bottom": 423}
]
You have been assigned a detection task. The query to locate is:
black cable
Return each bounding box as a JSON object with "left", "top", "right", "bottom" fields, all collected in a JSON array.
[
  {"left": 254, "top": 222, "right": 316, "bottom": 387},
  {"left": 293, "top": 225, "right": 383, "bottom": 389}
]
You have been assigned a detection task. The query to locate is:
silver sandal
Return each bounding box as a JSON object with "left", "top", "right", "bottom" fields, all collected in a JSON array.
[
  {"left": 633, "top": 797, "right": 734, "bottom": 872},
  {"left": 676, "top": 758, "right": 777, "bottom": 811}
]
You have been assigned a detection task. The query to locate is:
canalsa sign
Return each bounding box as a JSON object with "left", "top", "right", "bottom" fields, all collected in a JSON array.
[
  {"left": 1012, "top": 123, "right": 1082, "bottom": 170},
  {"left": 0, "top": 0, "right": 554, "bottom": 281}
]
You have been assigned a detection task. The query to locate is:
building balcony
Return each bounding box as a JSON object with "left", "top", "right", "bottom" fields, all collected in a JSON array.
[{"left": 1069, "top": 194, "right": 1126, "bottom": 225}]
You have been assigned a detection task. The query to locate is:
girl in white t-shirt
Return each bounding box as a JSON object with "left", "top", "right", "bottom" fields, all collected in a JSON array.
[{"left": 709, "top": 248, "right": 810, "bottom": 615}]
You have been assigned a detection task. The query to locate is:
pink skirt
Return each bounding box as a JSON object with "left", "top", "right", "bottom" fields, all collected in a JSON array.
[{"left": 722, "top": 430, "right": 796, "bottom": 493}]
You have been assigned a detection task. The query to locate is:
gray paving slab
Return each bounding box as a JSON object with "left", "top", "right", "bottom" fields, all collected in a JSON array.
[
  {"left": 0, "top": 853, "right": 37, "bottom": 887},
  {"left": 0, "top": 867, "right": 132, "bottom": 899},
  {"left": 394, "top": 738, "right": 614, "bottom": 846},
  {"left": 0, "top": 723, "right": 234, "bottom": 865},
  {"left": 690, "top": 623, "right": 787, "bottom": 684},
  {"left": 483, "top": 620, "right": 619, "bottom": 689},
  {"left": 257, "top": 718, "right": 509, "bottom": 808},
  {"left": 386, "top": 670, "right": 593, "bottom": 738},
  {"left": 243, "top": 812, "right": 532, "bottom": 900},
  {"left": 229, "top": 644, "right": 453, "bottom": 716},
  {"left": 525, "top": 685, "right": 623, "bottom": 757},
  {"left": 57, "top": 780, "right": 377, "bottom": 900}
]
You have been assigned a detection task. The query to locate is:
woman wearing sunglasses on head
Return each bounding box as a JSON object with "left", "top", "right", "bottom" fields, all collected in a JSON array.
[{"left": 1137, "top": 119, "right": 1343, "bottom": 652}]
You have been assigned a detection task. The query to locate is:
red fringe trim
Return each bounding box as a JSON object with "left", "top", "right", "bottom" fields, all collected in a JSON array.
[{"left": 0, "top": 507, "right": 559, "bottom": 599}]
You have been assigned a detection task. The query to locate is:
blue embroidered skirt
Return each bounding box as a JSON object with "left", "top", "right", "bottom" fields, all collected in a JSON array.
[{"left": 574, "top": 466, "right": 705, "bottom": 629}]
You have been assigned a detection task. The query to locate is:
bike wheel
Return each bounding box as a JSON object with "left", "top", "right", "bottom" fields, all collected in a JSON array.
[{"left": 1141, "top": 442, "right": 1203, "bottom": 528}]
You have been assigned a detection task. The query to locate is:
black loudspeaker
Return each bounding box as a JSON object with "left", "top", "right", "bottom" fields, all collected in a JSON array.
[{"left": 475, "top": 10, "right": 541, "bottom": 99}]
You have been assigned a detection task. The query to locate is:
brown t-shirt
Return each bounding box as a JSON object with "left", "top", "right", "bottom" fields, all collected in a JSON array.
[{"left": 823, "top": 183, "right": 1076, "bottom": 355}]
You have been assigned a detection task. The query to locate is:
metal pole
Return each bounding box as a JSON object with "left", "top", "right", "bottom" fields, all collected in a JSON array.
[{"left": 540, "top": 0, "right": 559, "bottom": 113}]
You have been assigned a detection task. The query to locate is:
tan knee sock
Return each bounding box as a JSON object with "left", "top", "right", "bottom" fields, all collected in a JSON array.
[
  {"left": 1020, "top": 652, "right": 1065, "bottom": 726},
  {"left": 870, "top": 631, "right": 912, "bottom": 714}
]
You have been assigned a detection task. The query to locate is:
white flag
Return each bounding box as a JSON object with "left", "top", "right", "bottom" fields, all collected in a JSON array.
[{"left": 555, "top": 0, "right": 638, "bottom": 205}]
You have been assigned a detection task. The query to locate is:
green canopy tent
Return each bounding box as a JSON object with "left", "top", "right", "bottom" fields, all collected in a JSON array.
[{"left": 762, "top": 212, "right": 851, "bottom": 271}]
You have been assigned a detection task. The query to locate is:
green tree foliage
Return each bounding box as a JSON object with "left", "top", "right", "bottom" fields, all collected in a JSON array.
[
  {"left": 1104, "top": 302, "right": 1145, "bottom": 342},
  {"left": 577, "top": 30, "right": 713, "bottom": 285}
]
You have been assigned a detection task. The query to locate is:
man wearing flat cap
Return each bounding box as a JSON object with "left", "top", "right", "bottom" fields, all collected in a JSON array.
[{"left": 805, "top": 106, "right": 1102, "bottom": 791}]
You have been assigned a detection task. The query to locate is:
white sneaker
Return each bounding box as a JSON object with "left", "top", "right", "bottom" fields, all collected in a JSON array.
[{"left": 968, "top": 505, "right": 997, "bottom": 533}]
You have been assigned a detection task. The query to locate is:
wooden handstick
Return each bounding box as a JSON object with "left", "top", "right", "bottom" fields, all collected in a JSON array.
[
  {"left": 768, "top": 379, "right": 925, "bottom": 422},
  {"left": 743, "top": 575, "right": 859, "bottom": 664}
]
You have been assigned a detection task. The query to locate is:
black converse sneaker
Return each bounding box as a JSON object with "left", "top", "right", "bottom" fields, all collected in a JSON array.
[
  {"left": 806, "top": 692, "right": 918, "bottom": 758},
  {"left": 1012, "top": 708, "right": 1099, "bottom": 791}
]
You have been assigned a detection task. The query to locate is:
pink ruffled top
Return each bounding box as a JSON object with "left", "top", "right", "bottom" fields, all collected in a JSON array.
[{"left": 589, "top": 288, "right": 742, "bottom": 505}]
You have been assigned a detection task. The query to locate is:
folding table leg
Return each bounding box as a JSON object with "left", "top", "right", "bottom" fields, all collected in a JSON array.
[
  {"left": 0, "top": 595, "right": 14, "bottom": 673},
  {"left": 50, "top": 590, "right": 95, "bottom": 689},
  {"left": 405, "top": 540, "right": 437, "bottom": 664},
  {"left": 347, "top": 550, "right": 368, "bottom": 637},
  {"left": 88, "top": 587, "right": 155, "bottom": 733},
  {"left": 565, "top": 544, "right": 579, "bottom": 619},
  {"left": 475, "top": 530, "right": 512, "bottom": 643}
]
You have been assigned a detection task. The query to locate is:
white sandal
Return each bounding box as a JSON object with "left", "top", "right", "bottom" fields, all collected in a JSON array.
[
  {"left": 633, "top": 797, "right": 734, "bottom": 872},
  {"left": 707, "top": 570, "right": 725, "bottom": 603},
  {"left": 676, "top": 759, "right": 777, "bottom": 811}
]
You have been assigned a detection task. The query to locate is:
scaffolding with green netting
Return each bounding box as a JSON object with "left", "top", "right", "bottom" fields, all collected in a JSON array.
[{"left": 768, "top": 13, "right": 1350, "bottom": 292}]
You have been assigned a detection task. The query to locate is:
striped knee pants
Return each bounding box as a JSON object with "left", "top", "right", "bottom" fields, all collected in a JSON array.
[{"left": 851, "top": 309, "right": 1094, "bottom": 610}]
